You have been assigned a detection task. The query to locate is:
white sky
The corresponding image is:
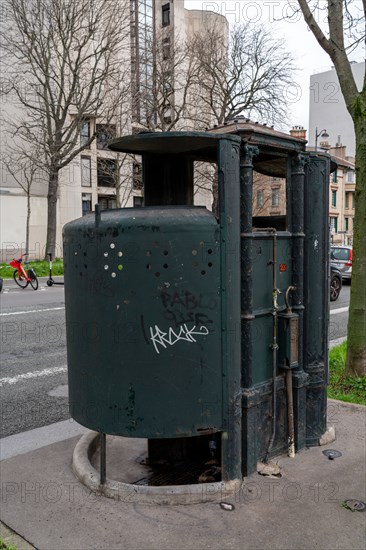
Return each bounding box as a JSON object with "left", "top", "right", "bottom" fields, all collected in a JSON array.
[{"left": 183, "top": 0, "right": 364, "bottom": 132}]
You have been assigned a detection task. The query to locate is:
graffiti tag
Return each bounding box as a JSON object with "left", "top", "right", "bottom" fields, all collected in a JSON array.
[{"left": 149, "top": 324, "right": 209, "bottom": 354}]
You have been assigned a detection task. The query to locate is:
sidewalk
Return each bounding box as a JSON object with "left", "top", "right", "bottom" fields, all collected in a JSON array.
[{"left": 0, "top": 400, "right": 365, "bottom": 550}]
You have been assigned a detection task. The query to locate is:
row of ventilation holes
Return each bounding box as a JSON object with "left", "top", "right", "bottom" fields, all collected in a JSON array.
[
  {"left": 146, "top": 248, "right": 214, "bottom": 277},
  {"left": 76, "top": 245, "right": 214, "bottom": 278}
]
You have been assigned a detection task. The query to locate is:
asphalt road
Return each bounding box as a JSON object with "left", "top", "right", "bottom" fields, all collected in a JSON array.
[
  {"left": 1, "top": 279, "right": 68, "bottom": 438},
  {"left": 0, "top": 278, "right": 350, "bottom": 438}
]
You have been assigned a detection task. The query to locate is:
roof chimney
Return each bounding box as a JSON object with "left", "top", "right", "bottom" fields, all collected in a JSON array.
[{"left": 290, "top": 125, "right": 307, "bottom": 140}]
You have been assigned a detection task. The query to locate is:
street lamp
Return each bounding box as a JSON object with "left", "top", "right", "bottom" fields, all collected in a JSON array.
[{"left": 315, "top": 127, "right": 329, "bottom": 152}]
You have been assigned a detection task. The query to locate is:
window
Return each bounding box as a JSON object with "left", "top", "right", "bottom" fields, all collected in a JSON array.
[
  {"left": 257, "top": 190, "right": 264, "bottom": 208},
  {"left": 98, "top": 196, "right": 117, "bottom": 210},
  {"left": 271, "top": 188, "right": 279, "bottom": 207},
  {"left": 345, "top": 217, "right": 349, "bottom": 232},
  {"left": 345, "top": 192, "right": 349, "bottom": 209},
  {"left": 82, "top": 193, "right": 92, "bottom": 216},
  {"left": 132, "top": 162, "right": 143, "bottom": 190},
  {"left": 352, "top": 193, "right": 355, "bottom": 209},
  {"left": 332, "top": 169, "right": 337, "bottom": 183},
  {"left": 331, "top": 190, "right": 337, "bottom": 207},
  {"left": 162, "top": 37, "right": 171, "bottom": 60},
  {"left": 163, "top": 104, "right": 172, "bottom": 124},
  {"left": 80, "top": 120, "right": 90, "bottom": 148},
  {"left": 96, "top": 124, "right": 116, "bottom": 150},
  {"left": 346, "top": 170, "right": 354, "bottom": 183},
  {"left": 162, "top": 3, "right": 170, "bottom": 26},
  {"left": 330, "top": 217, "right": 338, "bottom": 233},
  {"left": 97, "top": 159, "right": 116, "bottom": 187},
  {"left": 81, "top": 156, "right": 91, "bottom": 187},
  {"left": 133, "top": 196, "right": 143, "bottom": 207}
]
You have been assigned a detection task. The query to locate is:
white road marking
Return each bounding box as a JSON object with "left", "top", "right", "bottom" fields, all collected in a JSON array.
[
  {"left": 330, "top": 306, "right": 349, "bottom": 316},
  {"left": 0, "top": 366, "right": 67, "bottom": 387},
  {"left": 0, "top": 306, "right": 65, "bottom": 317}
]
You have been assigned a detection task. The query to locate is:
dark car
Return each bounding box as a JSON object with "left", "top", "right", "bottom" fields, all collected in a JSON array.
[{"left": 330, "top": 264, "right": 342, "bottom": 301}]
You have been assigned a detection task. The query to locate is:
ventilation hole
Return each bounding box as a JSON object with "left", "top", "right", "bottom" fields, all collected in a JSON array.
[
  {"left": 111, "top": 272, "right": 116, "bottom": 278},
  {"left": 163, "top": 250, "right": 169, "bottom": 256},
  {"left": 110, "top": 243, "right": 115, "bottom": 249},
  {"left": 155, "top": 272, "right": 161, "bottom": 277},
  {"left": 208, "top": 249, "right": 213, "bottom": 255},
  {"left": 146, "top": 264, "right": 151, "bottom": 270},
  {"left": 104, "top": 265, "right": 109, "bottom": 270},
  {"left": 208, "top": 262, "right": 213, "bottom": 268},
  {"left": 84, "top": 264, "right": 88, "bottom": 269},
  {"left": 118, "top": 251, "right": 123, "bottom": 257},
  {"left": 201, "top": 270, "right": 206, "bottom": 276},
  {"left": 80, "top": 272, "right": 83, "bottom": 277},
  {"left": 192, "top": 249, "right": 198, "bottom": 256},
  {"left": 118, "top": 264, "right": 123, "bottom": 271},
  {"left": 83, "top": 252, "right": 87, "bottom": 257},
  {"left": 163, "top": 264, "right": 168, "bottom": 269}
]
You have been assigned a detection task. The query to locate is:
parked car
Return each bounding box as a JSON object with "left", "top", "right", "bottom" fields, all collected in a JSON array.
[
  {"left": 330, "top": 264, "right": 342, "bottom": 301},
  {"left": 330, "top": 245, "right": 353, "bottom": 280}
]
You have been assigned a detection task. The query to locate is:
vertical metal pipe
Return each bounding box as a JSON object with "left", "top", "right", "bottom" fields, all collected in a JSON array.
[
  {"left": 286, "top": 369, "right": 295, "bottom": 458},
  {"left": 264, "top": 229, "right": 278, "bottom": 463},
  {"left": 218, "top": 138, "right": 242, "bottom": 482},
  {"left": 288, "top": 153, "right": 307, "bottom": 451},
  {"left": 100, "top": 432, "right": 106, "bottom": 485},
  {"left": 240, "top": 145, "right": 259, "bottom": 389}
]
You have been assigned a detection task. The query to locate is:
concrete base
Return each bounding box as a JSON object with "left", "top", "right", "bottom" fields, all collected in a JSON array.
[{"left": 72, "top": 431, "right": 242, "bottom": 505}]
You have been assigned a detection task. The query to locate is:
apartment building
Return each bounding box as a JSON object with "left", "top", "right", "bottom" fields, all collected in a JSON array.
[
  {"left": 251, "top": 126, "right": 356, "bottom": 245},
  {"left": 328, "top": 143, "right": 355, "bottom": 245},
  {"left": 309, "top": 61, "right": 364, "bottom": 157},
  {"left": 0, "top": 2, "right": 227, "bottom": 260}
]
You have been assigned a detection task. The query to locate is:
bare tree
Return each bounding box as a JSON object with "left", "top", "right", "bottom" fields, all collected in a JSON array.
[
  {"left": 190, "top": 22, "right": 297, "bottom": 127},
  {"left": 295, "top": 0, "right": 366, "bottom": 376},
  {"left": 1, "top": 0, "right": 130, "bottom": 258},
  {"left": 3, "top": 149, "right": 45, "bottom": 256},
  {"left": 132, "top": 30, "right": 202, "bottom": 132}
]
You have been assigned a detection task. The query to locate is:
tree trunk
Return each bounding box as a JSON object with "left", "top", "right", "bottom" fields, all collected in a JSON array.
[
  {"left": 346, "top": 93, "right": 366, "bottom": 377},
  {"left": 26, "top": 192, "right": 31, "bottom": 256},
  {"left": 45, "top": 168, "right": 59, "bottom": 260}
]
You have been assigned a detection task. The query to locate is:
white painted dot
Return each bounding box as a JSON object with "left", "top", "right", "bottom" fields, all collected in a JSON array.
[
  {"left": 111, "top": 272, "right": 116, "bottom": 278},
  {"left": 110, "top": 243, "right": 115, "bottom": 249},
  {"left": 118, "top": 251, "right": 123, "bottom": 257},
  {"left": 104, "top": 265, "right": 109, "bottom": 270},
  {"left": 104, "top": 252, "right": 108, "bottom": 257},
  {"left": 74, "top": 252, "right": 78, "bottom": 256}
]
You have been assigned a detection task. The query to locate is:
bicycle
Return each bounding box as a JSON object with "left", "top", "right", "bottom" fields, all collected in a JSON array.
[{"left": 10, "top": 254, "right": 39, "bottom": 290}]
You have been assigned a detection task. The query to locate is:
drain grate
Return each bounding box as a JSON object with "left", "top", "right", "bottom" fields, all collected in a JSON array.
[{"left": 134, "top": 460, "right": 218, "bottom": 486}]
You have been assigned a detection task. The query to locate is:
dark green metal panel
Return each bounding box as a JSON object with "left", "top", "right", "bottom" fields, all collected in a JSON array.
[
  {"left": 303, "top": 154, "right": 330, "bottom": 445},
  {"left": 64, "top": 206, "right": 223, "bottom": 438},
  {"left": 251, "top": 236, "right": 293, "bottom": 384},
  {"left": 218, "top": 138, "right": 242, "bottom": 481}
]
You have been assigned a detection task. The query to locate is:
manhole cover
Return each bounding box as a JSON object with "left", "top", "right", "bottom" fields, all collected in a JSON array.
[
  {"left": 343, "top": 500, "right": 366, "bottom": 512},
  {"left": 322, "top": 449, "right": 342, "bottom": 460}
]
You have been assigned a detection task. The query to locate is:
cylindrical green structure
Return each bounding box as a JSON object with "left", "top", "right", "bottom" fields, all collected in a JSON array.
[{"left": 64, "top": 126, "right": 331, "bottom": 482}]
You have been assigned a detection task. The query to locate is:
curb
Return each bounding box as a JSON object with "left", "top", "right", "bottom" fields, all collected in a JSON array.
[
  {"left": 72, "top": 431, "right": 242, "bottom": 506},
  {"left": 0, "top": 521, "right": 36, "bottom": 550}
]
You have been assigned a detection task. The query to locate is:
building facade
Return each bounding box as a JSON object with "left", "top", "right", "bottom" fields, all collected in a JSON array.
[
  {"left": 0, "top": 2, "right": 227, "bottom": 260},
  {"left": 251, "top": 125, "right": 356, "bottom": 245},
  {"left": 309, "top": 61, "right": 364, "bottom": 157}
]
